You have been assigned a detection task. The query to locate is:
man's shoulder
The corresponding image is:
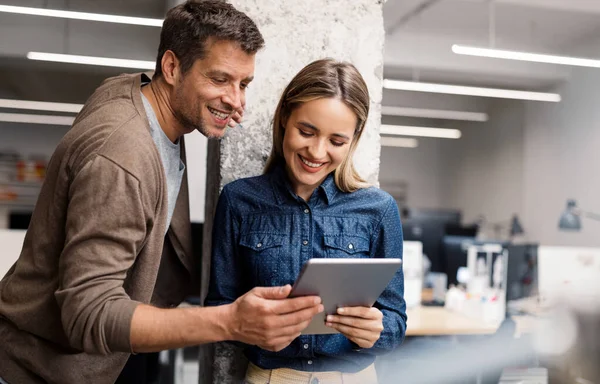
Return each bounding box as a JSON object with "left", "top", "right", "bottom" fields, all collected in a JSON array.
[{"left": 60, "top": 80, "right": 162, "bottom": 184}]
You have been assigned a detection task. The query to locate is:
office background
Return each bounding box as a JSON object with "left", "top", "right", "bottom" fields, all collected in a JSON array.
[
  {"left": 1, "top": 0, "right": 598, "bottom": 247},
  {"left": 1, "top": 1, "right": 600, "bottom": 383}
]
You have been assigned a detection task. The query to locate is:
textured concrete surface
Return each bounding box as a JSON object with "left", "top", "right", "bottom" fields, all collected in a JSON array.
[
  {"left": 202, "top": 1, "right": 386, "bottom": 383},
  {"left": 220, "top": 0, "right": 385, "bottom": 186}
]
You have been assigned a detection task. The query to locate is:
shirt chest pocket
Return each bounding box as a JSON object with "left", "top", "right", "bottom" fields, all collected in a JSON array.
[
  {"left": 323, "top": 235, "right": 370, "bottom": 259},
  {"left": 239, "top": 233, "right": 285, "bottom": 286}
]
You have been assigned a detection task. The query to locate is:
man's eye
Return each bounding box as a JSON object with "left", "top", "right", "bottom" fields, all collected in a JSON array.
[
  {"left": 213, "top": 78, "right": 227, "bottom": 84},
  {"left": 240, "top": 83, "right": 249, "bottom": 90}
]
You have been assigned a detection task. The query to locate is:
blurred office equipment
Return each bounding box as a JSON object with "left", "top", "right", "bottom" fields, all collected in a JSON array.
[
  {"left": 473, "top": 214, "right": 524, "bottom": 241},
  {"left": 558, "top": 199, "right": 600, "bottom": 231},
  {"left": 402, "top": 241, "right": 423, "bottom": 308},
  {"left": 402, "top": 208, "right": 462, "bottom": 273},
  {"left": 505, "top": 244, "right": 538, "bottom": 302}
]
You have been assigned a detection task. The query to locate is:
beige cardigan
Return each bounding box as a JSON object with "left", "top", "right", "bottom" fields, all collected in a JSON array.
[{"left": 0, "top": 73, "right": 195, "bottom": 384}]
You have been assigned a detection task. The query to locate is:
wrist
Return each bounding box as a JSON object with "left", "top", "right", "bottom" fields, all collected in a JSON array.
[{"left": 215, "top": 303, "right": 238, "bottom": 341}]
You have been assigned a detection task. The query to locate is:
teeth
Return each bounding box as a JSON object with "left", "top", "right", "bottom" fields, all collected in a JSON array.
[
  {"left": 208, "top": 106, "right": 229, "bottom": 120},
  {"left": 300, "top": 156, "right": 324, "bottom": 168}
]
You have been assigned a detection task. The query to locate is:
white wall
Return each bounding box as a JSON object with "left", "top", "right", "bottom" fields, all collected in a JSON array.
[
  {"left": 184, "top": 131, "right": 208, "bottom": 223},
  {"left": 522, "top": 67, "right": 600, "bottom": 247},
  {"left": 379, "top": 139, "right": 445, "bottom": 209},
  {"left": 381, "top": 66, "right": 600, "bottom": 248},
  {"left": 442, "top": 99, "right": 526, "bottom": 226}
]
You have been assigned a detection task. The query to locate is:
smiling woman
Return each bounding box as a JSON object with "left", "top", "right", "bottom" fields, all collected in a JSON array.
[
  {"left": 205, "top": 59, "right": 407, "bottom": 384},
  {"left": 282, "top": 97, "right": 357, "bottom": 200}
]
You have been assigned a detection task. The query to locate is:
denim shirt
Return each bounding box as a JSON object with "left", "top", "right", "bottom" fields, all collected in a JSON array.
[{"left": 205, "top": 165, "right": 407, "bottom": 373}]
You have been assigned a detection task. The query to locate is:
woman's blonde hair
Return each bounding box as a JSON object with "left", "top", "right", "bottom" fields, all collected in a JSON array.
[{"left": 264, "top": 58, "right": 370, "bottom": 192}]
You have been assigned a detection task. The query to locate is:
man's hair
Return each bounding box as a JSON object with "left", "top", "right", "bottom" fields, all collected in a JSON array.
[{"left": 154, "top": 0, "right": 264, "bottom": 77}]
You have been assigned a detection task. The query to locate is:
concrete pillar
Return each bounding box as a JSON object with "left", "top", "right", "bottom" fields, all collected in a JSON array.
[{"left": 200, "top": 1, "right": 386, "bottom": 382}]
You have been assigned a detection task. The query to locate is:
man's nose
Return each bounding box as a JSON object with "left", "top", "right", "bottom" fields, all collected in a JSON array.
[{"left": 223, "top": 86, "right": 243, "bottom": 111}]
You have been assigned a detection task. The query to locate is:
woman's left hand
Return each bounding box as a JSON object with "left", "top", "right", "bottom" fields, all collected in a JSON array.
[{"left": 325, "top": 306, "right": 384, "bottom": 349}]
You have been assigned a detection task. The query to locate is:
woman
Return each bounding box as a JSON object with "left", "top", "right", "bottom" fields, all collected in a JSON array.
[{"left": 205, "top": 59, "right": 406, "bottom": 384}]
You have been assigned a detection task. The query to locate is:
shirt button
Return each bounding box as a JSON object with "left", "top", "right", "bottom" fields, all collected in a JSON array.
[
  {"left": 348, "top": 243, "right": 354, "bottom": 250},
  {"left": 303, "top": 344, "right": 309, "bottom": 349},
  {"left": 304, "top": 208, "right": 309, "bottom": 214},
  {"left": 256, "top": 243, "right": 262, "bottom": 248},
  {"left": 302, "top": 240, "right": 308, "bottom": 246},
  {"left": 307, "top": 360, "right": 313, "bottom": 365}
]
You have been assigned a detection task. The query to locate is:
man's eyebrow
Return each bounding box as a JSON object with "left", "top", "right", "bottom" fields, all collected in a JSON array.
[
  {"left": 298, "top": 121, "right": 351, "bottom": 140},
  {"left": 205, "top": 70, "right": 254, "bottom": 83},
  {"left": 205, "top": 70, "right": 231, "bottom": 78}
]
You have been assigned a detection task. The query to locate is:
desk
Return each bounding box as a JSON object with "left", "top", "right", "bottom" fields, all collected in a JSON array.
[{"left": 406, "top": 306, "right": 502, "bottom": 336}]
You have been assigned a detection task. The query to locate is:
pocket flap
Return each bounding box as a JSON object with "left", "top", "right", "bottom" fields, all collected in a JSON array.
[
  {"left": 323, "top": 235, "right": 370, "bottom": 254},
  {"left": 239, "top": 233, "right": 285, "bottom": 251}
]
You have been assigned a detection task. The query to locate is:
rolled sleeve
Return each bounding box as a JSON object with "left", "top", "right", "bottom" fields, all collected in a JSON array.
[{"left": 54, "top": 155, "right": 151, "bottom": 355}]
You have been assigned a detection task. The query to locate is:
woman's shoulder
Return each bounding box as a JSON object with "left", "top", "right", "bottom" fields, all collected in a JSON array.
[
  {"left": 222, "top": 173, "right": 272, "bottom": 197},
  {"left": 347, "top": 185, "right": 395, "bottom": 203}
]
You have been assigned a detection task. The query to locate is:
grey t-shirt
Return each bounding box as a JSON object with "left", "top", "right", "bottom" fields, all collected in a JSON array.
[{"left": 140, "top": 89, "right": 185, "bottom": 231}]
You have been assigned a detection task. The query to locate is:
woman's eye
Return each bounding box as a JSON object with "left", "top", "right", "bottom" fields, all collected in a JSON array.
[
  {"left": 331, "top": 140, "right": 345, "bottom": 147},
  {"left": 299, "top": 130, "right": 313, "bottom": 137}
]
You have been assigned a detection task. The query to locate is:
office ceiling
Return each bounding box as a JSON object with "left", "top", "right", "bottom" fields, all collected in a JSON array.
[
  {"left": 0, "top": 0, "right": 599, "bottom": 103},
  {"left": 383, "top": 0, "right": 600, "bottom": 89}
]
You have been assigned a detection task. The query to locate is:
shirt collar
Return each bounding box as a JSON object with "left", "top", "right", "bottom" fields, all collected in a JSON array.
[{"left": 269, "top": 163, "right": 338, "bottom": 206}]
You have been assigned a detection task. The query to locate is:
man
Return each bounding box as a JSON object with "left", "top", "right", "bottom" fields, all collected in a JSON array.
[{"left": 0, "top": 1, "right": 323, "bottom": 383}]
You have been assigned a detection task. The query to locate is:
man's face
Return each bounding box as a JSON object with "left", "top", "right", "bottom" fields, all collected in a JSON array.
[{"left": 171, "top": 40, "right": 256, "bottom": 139}]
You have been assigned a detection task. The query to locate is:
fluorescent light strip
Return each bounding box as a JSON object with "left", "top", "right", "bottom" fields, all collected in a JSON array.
[
  {"left": 27, "top": 52, "right": 155, "bottom": 70},
  {"left": 0, "top": 98, "right": 82, "bottom": 113},
  {"left": 381, "top": 137, "right": 419, "bottom": 148},
  {"left": 383, "top": 79, "right": 561, "bottom": 102},
  {"left": 381, "top": 124, "right": 462, "bottom": 139},
  {"left": 0, "top": 5, "right": 163, "bottom": 27},
  {"left": 0, "top": 112, "right": 75, "bottom": 126},
  {"left": 381, "top": 106, "right": 488, "bottom": 122},
  {"left": 453, "top": 44, "right": 600, "bottom": 69}
]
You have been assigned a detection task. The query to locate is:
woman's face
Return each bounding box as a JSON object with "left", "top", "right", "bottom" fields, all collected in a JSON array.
[{"left": 282, "top": 97, "right": 357, "bottom": 200}]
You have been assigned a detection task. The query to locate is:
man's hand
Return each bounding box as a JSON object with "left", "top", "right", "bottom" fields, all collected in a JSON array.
[
  {"left": 325, "top": 307, "right": 384, "bottom": 349},
  {"left": 228, "top": 107, "right": 244, "bottom": 127},
  {"left": 225, "top": 285, "right": 323, "bottom": 352}
]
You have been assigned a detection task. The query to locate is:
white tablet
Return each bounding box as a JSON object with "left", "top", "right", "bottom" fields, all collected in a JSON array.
[{"left": 289, "top": 258, "right": 402, "bottom": 335}]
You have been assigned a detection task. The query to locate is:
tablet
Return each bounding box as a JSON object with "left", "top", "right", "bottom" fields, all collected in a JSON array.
[{"left": 289, "top": 258, "right": 402, "bottom": 335}]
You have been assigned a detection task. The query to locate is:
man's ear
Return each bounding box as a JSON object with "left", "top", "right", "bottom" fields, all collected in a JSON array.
[{"left": 160, "top": 50, "right": 181, "bottom": 86}]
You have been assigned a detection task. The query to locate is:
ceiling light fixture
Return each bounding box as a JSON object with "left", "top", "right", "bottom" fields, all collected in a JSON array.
[
  {"left": 0, "top": 112, "right": 75, "bottom": 126},
  {"left": 380, "top": 137, "right": 419, "bottom": 148},
  {"left": 0, "top": 98, "right": 82, "bottom": 113},
  {"left": 380, "top": 124, "right": 462, "bottom": 139},
  {"left": 383, "top": 79, "right": 561, "bottom": 102},
  {"left": 0, "top": 4, "right": 163, "bottom": 27},
  {"left": 27, "top": 52, "right": 155, "bottom": 70},
  {"left": 381, "top": 106, "right": 488, "bottom": 122},
  {"left": 453, "top": 44, "right": 600, "bottom": 69}
]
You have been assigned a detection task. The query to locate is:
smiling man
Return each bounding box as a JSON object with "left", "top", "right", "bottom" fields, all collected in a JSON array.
[{"left": 0, "top": 2, "right": 323, "bottom": 384}]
